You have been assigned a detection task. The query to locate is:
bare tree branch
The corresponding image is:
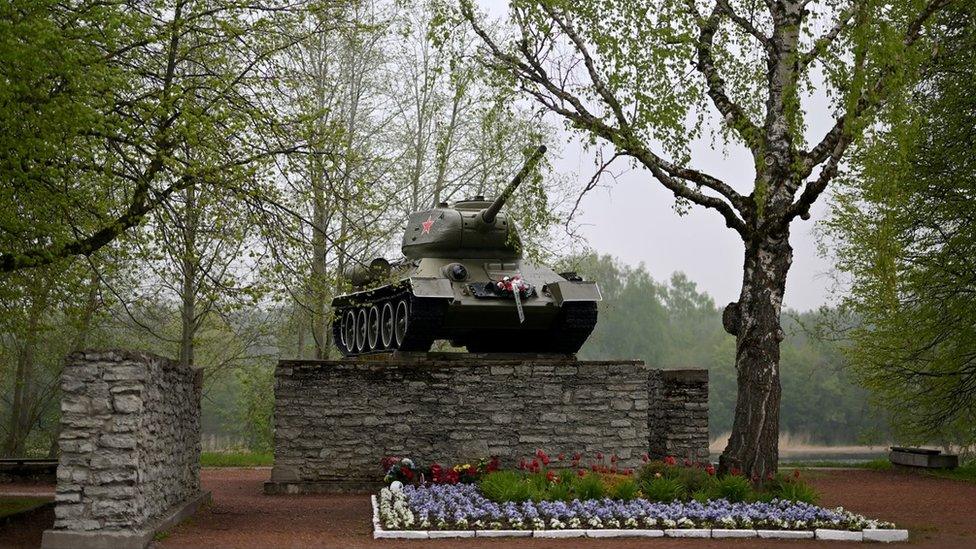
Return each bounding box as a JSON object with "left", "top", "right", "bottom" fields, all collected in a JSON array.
[
  {"left": 462, "top": 1, "right": 749, "bottom": 236},
  {"left": 687, "top": 0, "right": 765, "bottom": 155},
  {"left": 791, "top": 0, "right": 949, "bottom": 221}
]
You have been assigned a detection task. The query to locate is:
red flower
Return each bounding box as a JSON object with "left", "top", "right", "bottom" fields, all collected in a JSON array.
[
  {"left": 642, "top": 453, "right": 650, "bottom": 463},
  {"left": 663, "top": 456, "right": 676, "bottom": 466},
  {"left": 431, "top": 463, "right": 443, "bottom": 483},
  {"left": 518, "top": 459, "right": 526, "bottom": 470},
  {"left": 705, "top": 464, "right": 716, "bottom": 476},
  {"left": 793, "top": 469, "right": 801, "bottom": 479},
  {"left": 624, "top": 468, "right": 633, "bottom": 476},
  {"left": 578, "top": 469, "right": 586, "bottom": 477},
  {"left": 591, "top": 464, "right": 598, "bottom": 472},
  {"left": 596, "top": 452, "right": 604, "bottom": 460},
  {"left": 731, "top": 467, "right": 742, "bottom": 477},
  {"left": 683, "top": 459, "right": 691, "bottom": 467},
  {"left": 557, "top": 453, "right": 565, "bottom": 461},
  {"left": 610, "top": 454, "right": 618, "bottom": 463},
  {"left": 487, "top": 456, "right": 500, "bottom": 472},
  {"left": 403, "top": 468, "right": 414, "bottom": 480},
  {"left": 573, "top": 452, "right": 582, "bottom": 461},
  {"left": 546, "top": 471, "right": 557, "bottom": 483}
]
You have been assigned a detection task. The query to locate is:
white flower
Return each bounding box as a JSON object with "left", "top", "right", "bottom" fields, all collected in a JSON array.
[{"left": 389, "top": 481, "right": 404, "bottom": 493}]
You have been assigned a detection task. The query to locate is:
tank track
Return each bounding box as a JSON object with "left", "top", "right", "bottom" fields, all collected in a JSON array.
[
  {"left": 332, "top": 289, "right": 447, "bottom": 357},
  {"left": 462, "top": 301, "right": 598, "bottom": 354}
]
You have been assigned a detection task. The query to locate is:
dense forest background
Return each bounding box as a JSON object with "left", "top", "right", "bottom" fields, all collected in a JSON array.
[{"left": 1, "top": 252, "right": 889, "bottom": 457}]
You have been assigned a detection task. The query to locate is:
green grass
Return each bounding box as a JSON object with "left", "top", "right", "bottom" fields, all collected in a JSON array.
[
  {"left": 200, "top": 451, "right": 272, "bottom": 467},
  {"left": 784, "top": 458, "right": 976, "bottom": 484},
  {"left": 779, "top": 458, "right": 892, "bottom": 470},
  {"left": 0, "top": 497, "right": 50, "bottom": 519},
  {"left": 927, "top": 461, "right": 976, "bottom": 484}
]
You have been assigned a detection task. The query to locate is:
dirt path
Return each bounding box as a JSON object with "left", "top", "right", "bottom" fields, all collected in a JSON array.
[
  {"left": 3, "top": 468, "right": 973, "bottom": 548},
  {"left": 153, "top": 468, "right": 976, "bottom": 549}
]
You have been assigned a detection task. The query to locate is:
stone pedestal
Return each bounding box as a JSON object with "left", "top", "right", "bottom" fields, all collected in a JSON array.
[
  {"left": 265, "top": 354, "right": 708, "bottom": 494},
  {"left": 42, "top": 350, "right": 209, "bottom": 549}
]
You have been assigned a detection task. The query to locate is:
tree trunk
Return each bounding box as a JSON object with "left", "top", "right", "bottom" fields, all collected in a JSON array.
[
  {"left": 719, "top": 229, "right": 792, "bottom": 481},
  {"left": 178, "top": 184, "right": 198, "bottom": 368},
  {"left": 3, "top": 279, "right": 52, "bottom": 457},
  {"left": 310, "top": 174, "right": 330, "bottom": 359}
]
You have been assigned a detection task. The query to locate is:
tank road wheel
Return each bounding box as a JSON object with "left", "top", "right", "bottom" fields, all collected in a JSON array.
[
  {"left": 367, "top": 305, "right": 381, "bottom": 350},
  {"left": 343, "top": 310, "right": 357, "bottom": 355},
  {"left": 397, "top": 295, "right": 444, "bottom": 352},
  {"left": 394, "top": 299, "right": 409, "bottom": 348},
  {"left": 381, "top": 302, "right": 395, "bottom": 349},
  {"left": 331, "top": 309, "right": 350, "bottom": 357},
  {"left": 356, "top": 309, "right": 368, "bottom": 353}
]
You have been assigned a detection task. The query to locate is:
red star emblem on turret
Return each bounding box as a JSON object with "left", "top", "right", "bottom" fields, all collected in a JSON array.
[{"left": 421, "top": 215, "right": 435, "bottom": 235}]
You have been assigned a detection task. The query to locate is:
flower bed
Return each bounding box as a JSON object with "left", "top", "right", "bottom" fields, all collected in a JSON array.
[
  {"left": 377, "top": 484, "right": 893, "bottom": 532},
  {"left": 372, "top": 452, "right": 907, "bottom": 541}
]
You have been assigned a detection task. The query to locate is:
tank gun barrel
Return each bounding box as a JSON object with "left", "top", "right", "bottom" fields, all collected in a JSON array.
[{"left": 481, "top": 145, "right": 547, "bottom": 224}]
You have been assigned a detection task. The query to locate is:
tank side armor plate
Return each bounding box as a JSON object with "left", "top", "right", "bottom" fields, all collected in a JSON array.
[
  {"left": 409, "top": 277, "right": 455, "bottom": 298},
  {"left": 546, "top": 280, "right": 603, "bottom": 305}
]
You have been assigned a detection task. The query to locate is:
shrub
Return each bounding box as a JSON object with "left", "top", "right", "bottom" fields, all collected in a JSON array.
[
  {"left": 547, "top": 479, "right": 573, "bottom": 501},
  {"left": 608, "top": 477, "right": 640, "bottom": 500},
  {"left": 480, "top": 471, "right": 532, "bottom": 502},
  {"left": 574, "top": 472, "right": 605, "bottom": 500},
  {"left": 642, "top": 477, "right": 686, "bottom": 502},
  {"left": 671, "top": 465, "right": 711, "bottom": 494},
  {"left": 711, "top": 474, "right": 753, "bottom": 502},
  {"left": 691, "top": 488, "right": 711, "bottom": 503},
  {"left": 766, "top": 472, "right": 819, "bottom": 504},
  {"left": 638, "top": 460, "right": 676, "bottom": 481}
]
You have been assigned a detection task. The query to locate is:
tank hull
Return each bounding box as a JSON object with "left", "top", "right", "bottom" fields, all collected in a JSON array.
[{"left": 330, "top": 258, "right": 601, "bottom": 356}]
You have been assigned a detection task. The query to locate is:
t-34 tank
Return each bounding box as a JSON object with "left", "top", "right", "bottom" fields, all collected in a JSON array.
[{"left": 331, "top": 145, "right": 601, "bottom": 356}]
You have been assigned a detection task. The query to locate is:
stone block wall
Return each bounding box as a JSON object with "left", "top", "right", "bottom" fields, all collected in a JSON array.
[
  {"left": 52, "top": 350, "right": 203, "bottom": 533},
  {"left": 267, "top": 355, "right": 707, "bottom": 492},
  {"left": 648, "top": 369, "right": 710, "bottom": 461}
]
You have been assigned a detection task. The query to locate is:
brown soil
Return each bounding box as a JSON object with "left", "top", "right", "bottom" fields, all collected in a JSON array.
[{"left": 3, "top": 467, "right": 974, "bottom": 549}]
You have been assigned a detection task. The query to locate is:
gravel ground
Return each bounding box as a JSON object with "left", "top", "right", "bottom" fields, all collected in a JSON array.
[{"left": 3, "top": 467, "right": 975, "bottom": 549}]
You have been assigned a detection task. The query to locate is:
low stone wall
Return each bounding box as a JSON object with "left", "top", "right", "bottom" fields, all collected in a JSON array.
[
  {"left": 648, "top": 369, "right": 710, "bottom": 461},
  {"left": 266, "top": 355, "right": 707, "bottom": 493},
  {"left": 42, "top": 350, "right": 209, "bottom": 549}
]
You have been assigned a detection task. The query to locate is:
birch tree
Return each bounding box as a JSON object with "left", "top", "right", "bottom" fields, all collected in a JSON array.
[{"left": 458, "top": 0, "right": 951, "bottom": 479}]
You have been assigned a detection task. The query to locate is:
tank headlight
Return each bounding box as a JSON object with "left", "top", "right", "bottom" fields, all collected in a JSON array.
[{"left": 445, "top": 263, "right": 468, "bottom": 281}]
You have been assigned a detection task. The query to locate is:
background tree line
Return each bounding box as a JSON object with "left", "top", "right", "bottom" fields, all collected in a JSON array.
[
  {"left": 2, "top": 0, "right": 973, "bottom": 463},
  {"left": 0, "top": 0, "right": 576, "bottom": 456}
]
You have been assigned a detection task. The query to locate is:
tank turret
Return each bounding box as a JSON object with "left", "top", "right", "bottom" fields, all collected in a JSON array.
[{"left": 331, "top": 145, "right": 601, "bottom": 356}]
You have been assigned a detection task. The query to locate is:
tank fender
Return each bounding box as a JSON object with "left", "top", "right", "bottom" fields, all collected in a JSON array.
[
  {"left": 547, "top": 280, "right": 602, "bottom": 305},
  {"left": 409, "top": 277, "right": 455, "bottom": 298}
]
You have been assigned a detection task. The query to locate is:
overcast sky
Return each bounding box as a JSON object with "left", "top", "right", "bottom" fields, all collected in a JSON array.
[
  {"left": 556, "top": 136, "right": 835, "bottom": 313},
  {"left": 477, "top": 1, "right": 841, "bottom": 312}
]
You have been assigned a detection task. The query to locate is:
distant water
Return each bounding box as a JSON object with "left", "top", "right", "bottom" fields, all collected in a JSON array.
[
  {"left": 778, "top": 450, "right": 887, "bottom": 463},
  {"left": 708, "top": 450, "right": 888, "bottom": 464}
]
